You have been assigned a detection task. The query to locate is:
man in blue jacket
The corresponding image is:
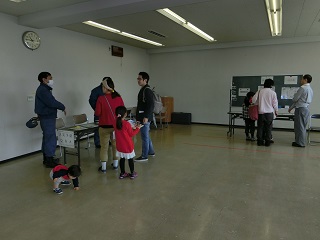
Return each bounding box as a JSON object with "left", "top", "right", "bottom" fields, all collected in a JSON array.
[
  {"left": 35, "top": 72, "right": 66, "bottom": 168},
  {"left": 89, "top": 80, "right": 104, "bottom": 148}
]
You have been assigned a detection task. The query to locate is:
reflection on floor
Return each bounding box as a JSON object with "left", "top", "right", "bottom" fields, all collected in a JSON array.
[{"left": 1, "top": 124, "right": 320, "bottom": 240}]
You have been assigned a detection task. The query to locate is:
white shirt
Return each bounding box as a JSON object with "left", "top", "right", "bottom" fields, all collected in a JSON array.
[{"left": 252, "top": 88, "right": 278, "bottom": 114}]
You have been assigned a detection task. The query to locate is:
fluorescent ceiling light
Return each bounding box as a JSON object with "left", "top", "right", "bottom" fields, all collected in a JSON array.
[
  {"left": 265, "top": 0, "right": 282, "bottom": 36},
  {"left": 157, "top": 8, "right": 215, "bottom": 42},
  {"left": 120, "top": 32, "right": 163, "bottom": 46},
  {"left": 83, "top": 21, "right": 163, "bottom": 47},
  {"left": 10, "top": 0, "right": 26, "bottom": 2}
]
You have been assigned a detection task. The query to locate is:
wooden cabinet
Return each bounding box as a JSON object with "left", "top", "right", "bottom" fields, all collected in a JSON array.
[{"left": 161, "top": 96, "right": 174, "bottom": 122}]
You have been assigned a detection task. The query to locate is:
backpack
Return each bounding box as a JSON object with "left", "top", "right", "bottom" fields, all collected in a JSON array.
[{"left": 143, "top": 87, "right": 163, "bottom": 114}]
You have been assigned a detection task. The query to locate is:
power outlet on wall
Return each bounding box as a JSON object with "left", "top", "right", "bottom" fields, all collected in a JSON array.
[{"left": 27, "top": 95, "right": 34, "bottom": 102}]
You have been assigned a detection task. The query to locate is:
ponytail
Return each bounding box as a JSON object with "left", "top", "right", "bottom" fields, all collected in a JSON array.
[
  {"left": 116, "top": 115, "right": 123, "bottom": 130},
  {"left": 115, "top": 106, "right": 127, "bottom": 130}
]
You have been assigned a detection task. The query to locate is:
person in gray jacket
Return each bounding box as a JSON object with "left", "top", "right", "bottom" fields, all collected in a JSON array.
[
  {"left": 35, "top": 72, "right": 66, "bottom": 168},
  {"left": 289, "top": 74, "right": 313, "bottom": 147}
]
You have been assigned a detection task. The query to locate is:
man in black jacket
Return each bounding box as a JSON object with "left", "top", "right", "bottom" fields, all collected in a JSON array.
[{"left": 135, "top": 72, "right": 155, "bottom": 161}]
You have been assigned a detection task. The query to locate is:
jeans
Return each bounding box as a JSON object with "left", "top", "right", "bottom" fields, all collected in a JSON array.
[
  {"left": 94, "top": 115, "right": 100, "bottom": 146},
  {"left": 140, "top": 122, "right": 155, "bottom": 158},
  {"left": 39, "top": 118, "right": 56, "bottom": 157}
]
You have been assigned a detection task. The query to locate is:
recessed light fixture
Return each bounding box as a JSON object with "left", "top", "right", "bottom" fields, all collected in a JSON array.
[
  {"left": 9, "top": 0, "right": 26, "bottom": 3},
  {"left": 83, "top": 21, "right": 164, "bottom": 47},
  {"left": 265, "top": 0, "right": 282, "bottom": 36},
  {"left": 156, "top": 8, "right": 215, "bottom": 42}
]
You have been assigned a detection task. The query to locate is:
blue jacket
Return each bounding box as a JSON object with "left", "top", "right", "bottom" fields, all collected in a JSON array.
[
  {"left": 35, "top": 83, "right": 65, "bottom": 119},
  {"left": 89, "top": 84, "right": 104, "bottom": 114}
]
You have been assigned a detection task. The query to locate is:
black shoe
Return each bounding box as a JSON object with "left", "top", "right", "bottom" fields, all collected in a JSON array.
[
  {"left": 265, "top": 141, "right": 271, "bottom": 147},
  {"left": 98, "top": 166, "right": 106, "bottom": 173},
  {"left": 111, "top": 163, "right": 118, "bottom": 170},
  {"left": 292, "top": 142, "right": 305, "bottom": 148},
  {"left": 135, "top": 156, "right": 148, "bottom": 162},
  {"left": 257, "top": 140, "right": 264, "bottom": 146},
  {"left": 44, "top": 157, "right": 59, "bottom": 168},
  {"left": 95, "top": 145, "right": 101, "bottom": 148}
]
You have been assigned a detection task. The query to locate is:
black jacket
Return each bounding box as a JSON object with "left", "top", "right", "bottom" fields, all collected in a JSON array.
[{"left": 136, "top": 85, "right": 154, "bottom": 122}]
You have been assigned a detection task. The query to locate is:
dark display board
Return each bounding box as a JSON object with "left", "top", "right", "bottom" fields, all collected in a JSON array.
[{"left": 231, "top": 75, "right": 302, "bottom": 107}]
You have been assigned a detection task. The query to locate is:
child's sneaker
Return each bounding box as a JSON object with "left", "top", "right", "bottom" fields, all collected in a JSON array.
[
  {"left": 130, "top": 172, "right": 138, "bottom": 179},
  {"left": 119, "top": 172, "right": 129, "bottom": 179},
  {"left": 61, "top": 180, "right": 71, "bottom": 185},
  {"left": 53, "top": 188, "right": 63, "bottom": 194}
]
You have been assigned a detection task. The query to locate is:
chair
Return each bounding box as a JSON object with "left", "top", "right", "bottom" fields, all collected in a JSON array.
[
  {"left": 73, "top": 114, "right": 90, "bottom": 148},
  {"left": 155, "top": 107, "right": 168, "bottom": 129},
  {"left": 308, "top": 114, "right": 320, "bottom": 144},
  {"left": 129, "top": 107, "right": 137, "bottom": 120},
  {"left": 56, "top": 118, "right": 66, "bottom": 157}
]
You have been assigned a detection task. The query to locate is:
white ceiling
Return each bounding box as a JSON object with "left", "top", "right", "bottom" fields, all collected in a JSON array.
[{"left": 1, "top": 0, "right": 320, "bottom": 49}]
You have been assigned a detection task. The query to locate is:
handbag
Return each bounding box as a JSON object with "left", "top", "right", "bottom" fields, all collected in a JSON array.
[
  {"left": 248, "top": 91, "right": 259, "bottom": 120},
  {"left": 26, "top": 117, "right": 39, "bottom": 128},
  {"left": 248, "top": 105, "right": 259, "bottom": 120}
]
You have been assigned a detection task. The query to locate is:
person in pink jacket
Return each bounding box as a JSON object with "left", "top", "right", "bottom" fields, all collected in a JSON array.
[{"left": 114, "top": 106, "right": 143, "bottom": 179}]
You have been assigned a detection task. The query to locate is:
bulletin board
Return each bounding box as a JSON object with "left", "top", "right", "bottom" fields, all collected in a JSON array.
[{"left": 231, "top": 75, "right": 302, "bottom": 107}]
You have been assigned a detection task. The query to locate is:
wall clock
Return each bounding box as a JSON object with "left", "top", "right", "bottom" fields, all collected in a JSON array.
[{"left": 22, "top": 31, "right": 41, "bottom": 50}]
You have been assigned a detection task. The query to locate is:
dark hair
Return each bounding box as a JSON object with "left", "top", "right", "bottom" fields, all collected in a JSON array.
[
  {"left": 244, "top": 91, "right": 255, "bottom": 107},
  {"left": 139, "top": 72, "right": 149, "bottom": 83},
  {"left": 38, "top": 72, "right": 51, "bottom": 83},
  {"left": 102, "top": 77, "right": 121, "bottom": 99},
  {"left": 115, "top": 106, "right": 127, "bottom": 130},
  {"left": 264, "top": 78, "right": 274, "bottom": 88},
  {"left": 68, "top": 165, "right": 82, "bottom": 178},
  {"left": 303, "top": 74, "right": 312, "bottom": 83}
]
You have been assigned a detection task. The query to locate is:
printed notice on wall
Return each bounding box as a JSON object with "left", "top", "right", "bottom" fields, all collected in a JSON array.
[
  {"left": 58, "top": 130, "right": 75, "bottom": 148},
  {"left": 238, "top": 88, "right": 250, "bottom": 96},
  {"left": 284, "top": 76, "right": 298, "bottom": 85},
  {"left": 281, "top": 87, "right": 299, "bottom": 99}
]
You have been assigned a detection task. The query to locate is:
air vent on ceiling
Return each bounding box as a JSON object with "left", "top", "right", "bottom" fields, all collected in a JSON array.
[{"left": 148, "top": 30, "right": 166, "bottom": 38}]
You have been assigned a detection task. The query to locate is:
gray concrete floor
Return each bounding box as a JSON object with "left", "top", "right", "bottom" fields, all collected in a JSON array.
[{"left": 1, "top": 124, "right": 320, "bottom": 240}]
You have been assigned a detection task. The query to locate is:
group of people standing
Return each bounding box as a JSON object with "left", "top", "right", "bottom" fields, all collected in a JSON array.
[
  {"left": 88, "top": 72, "right": 156, "bottom": 176},
  {"left": 35, "top": 71, "right": 156, "bottom": 193},
  {"left": 242, "top": 74, "right": 313, "bottom": 147}
]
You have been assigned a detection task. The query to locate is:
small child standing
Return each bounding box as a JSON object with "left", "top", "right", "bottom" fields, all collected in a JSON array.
[
  {"left": 242, "top": 91, "right": 256, "bottom": 141},
  {"left": 114, "top": 106, "right": 143, "bottom": 179},
  {"left": 50, "top": 164, "right": 82, "bottom": 194}
]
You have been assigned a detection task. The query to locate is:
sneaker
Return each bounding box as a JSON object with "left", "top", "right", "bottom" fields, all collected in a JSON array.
[
  {"left": 53, "top": 188, "right": 63, "bottom": 194},
  {"left": 246, "top": 136, "right": 251, "bottom": 141},
  {"left": 61, "top": 181, "right": 71, "bottom": 186},
  {"left": 251, "top": 137, "right": 256, "bottom": 141},
  {"left": 98, "top": 166, "right": 107, "bottom": 173},
  {"left": 119, "top": 172, "right": 129, "bottom": 179},
  {"left": 148, "top": 153, "right": 156, "bottom": 157},
  {"left": 130, "top": 172, "right": 138, "bottom": 179},
  {"left": 135, "top": 156, "right": 148, "bottom": 162}
]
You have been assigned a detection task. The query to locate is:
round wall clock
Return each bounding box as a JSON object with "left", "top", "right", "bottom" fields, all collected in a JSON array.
[{"left": 22, "top": 31, "right": 41, "bottom": 50}]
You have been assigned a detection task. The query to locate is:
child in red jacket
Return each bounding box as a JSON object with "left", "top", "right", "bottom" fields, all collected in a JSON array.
[
  {"left": 50, "top": 165, "right": 82, "bottom": 194},
  {"left": 114, "top": 106, "right": 143, "bottom": 179}
]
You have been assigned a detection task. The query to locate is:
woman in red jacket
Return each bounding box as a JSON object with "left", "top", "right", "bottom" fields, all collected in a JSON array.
[
  {"left": 114, "top": 106, "right": 143, "bottom": 179},
  {"left": 95, "top": 77, "right": 124, "bottom": 173}
]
